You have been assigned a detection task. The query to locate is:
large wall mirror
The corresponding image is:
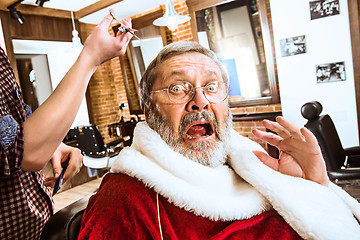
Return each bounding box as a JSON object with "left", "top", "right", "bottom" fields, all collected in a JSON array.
[
  {"left": 187, "top": 0, "right": 279, "bottom": 107},
  {"left": 115, "top": 10, "right": 166, "bottom": 115}
]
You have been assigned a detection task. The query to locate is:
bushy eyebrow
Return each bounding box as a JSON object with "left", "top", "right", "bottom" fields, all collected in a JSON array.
[
  {"left": 168, "top": 70, "right": 185, "bottom": 78},
  {"left": 158, "top": 69, "right": 222, "bottom": 87},
  {"left": 167, "top": 69, "right": 220, "bottom": 78},
  {"left": 204, "top": 70, "right": 221, "bottom": 78}
]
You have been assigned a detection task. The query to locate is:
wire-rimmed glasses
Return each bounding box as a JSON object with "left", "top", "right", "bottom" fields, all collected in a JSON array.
[{"left": 150, "top": 81, "right": 228, "bottom": 104}]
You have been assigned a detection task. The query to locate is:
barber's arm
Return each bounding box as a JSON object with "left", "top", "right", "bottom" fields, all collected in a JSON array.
[
  {"left": 252, "top": 116, "right": 330, "bottom": 186},
  {"left": 21, "top": 14, "right": 133, "bottom": 172}
]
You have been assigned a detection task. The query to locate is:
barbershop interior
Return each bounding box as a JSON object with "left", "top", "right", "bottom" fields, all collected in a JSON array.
[{"left": 1, "top": 0, "right": 360, "bottom": 238}]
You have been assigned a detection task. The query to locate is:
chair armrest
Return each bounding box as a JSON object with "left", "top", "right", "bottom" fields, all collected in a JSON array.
[
  {"left": 40, "top": 195, "right": 92, "bottom": 240},
  {"left": 344, "top": 146, "right": 360, "bottom": 155},
  {"left": 105, "top": 136, "right": 131, "bottom": 148},
  {"left": 106, "top": 138, "right": 124, "bottom": 147},
  {"left": 344, "top": 146, "right": 360, "bottom": 168}
]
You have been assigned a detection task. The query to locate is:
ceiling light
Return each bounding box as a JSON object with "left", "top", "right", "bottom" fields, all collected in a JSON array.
[
  {"left": 71, "top": 11, "right": 83, "bottom": 50},
  {"left": 35, "top": 0, "right": 50, "bottom": 7},
  {"left": 8, "top": 0, "right": 25, "bottom": 24},
  {"left": 153, "top": 0, "right": 191, "bottom": 32}
]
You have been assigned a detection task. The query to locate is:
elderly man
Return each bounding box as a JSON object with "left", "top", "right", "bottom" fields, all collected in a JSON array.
[{"left": 78, "top": 42, "right": 360, "bottom": 240}]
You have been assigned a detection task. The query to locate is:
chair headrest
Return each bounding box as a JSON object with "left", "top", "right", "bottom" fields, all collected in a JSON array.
[{"left": 301, "top": 101, "right": 323, "bottom": 120}]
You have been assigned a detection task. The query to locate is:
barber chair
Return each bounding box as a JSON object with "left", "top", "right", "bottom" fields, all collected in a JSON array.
[
  {"left": 74, "top": 124, "right": 128, "bottom": 169},
  {"left": 301, "top": 101, "right": 360, "bottom": 180},
  {"left": 40, "top": 195, "right": 90, "bottom": 240}
]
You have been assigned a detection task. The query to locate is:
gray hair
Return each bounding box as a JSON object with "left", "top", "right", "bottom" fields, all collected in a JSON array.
[{"left": 139, "top": 41, "right": 229, "bottom": 109}]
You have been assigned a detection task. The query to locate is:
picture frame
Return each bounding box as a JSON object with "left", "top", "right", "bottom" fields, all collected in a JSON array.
[
  {"left": 280, "top": 35, "right": 306, "bottom": 57},
  {"left": 309, "top": 0, "right": 340, "bottom": 20},
  {"left": 316, "top": 61, "right": 346, "bottom": 83}
]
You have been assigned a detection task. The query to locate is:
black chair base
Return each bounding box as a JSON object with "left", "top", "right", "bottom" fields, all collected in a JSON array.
[{"left": 40, "top": 195, "right": 91, "bottom": 240}]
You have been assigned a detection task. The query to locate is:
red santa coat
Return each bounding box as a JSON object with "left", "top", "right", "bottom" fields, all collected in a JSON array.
[
  {"left": 80, "top": 122, "right": 360, "bottom": 239},
  {"left": 79, "top": 173, "right": 301, "bottom": 240}
]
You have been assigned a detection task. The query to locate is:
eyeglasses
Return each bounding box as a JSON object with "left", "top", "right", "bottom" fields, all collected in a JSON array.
[{"left": 150, "top": 81, "right": 228, "bottom": 104}]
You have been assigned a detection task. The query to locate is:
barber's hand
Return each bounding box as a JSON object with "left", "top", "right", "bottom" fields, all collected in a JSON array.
[
  {"left": 44, "top": 143, "right": 83, "bottom": 188},
  {"left": 81, "top": 10, "right": 133, "bottom": 67},
  {"left": 252, "top": 116, "right": 329, "bottom": 186}
]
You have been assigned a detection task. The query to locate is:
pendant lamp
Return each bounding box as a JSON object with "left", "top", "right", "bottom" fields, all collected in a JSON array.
[
  {"left": 153, "top": 0, "right": 191, "bottom": 31},
  {"left": 71, "top": 11, "right": 83, "bottom": 49}
]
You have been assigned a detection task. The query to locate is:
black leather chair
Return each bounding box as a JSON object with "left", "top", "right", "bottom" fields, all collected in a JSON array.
[
  {"left": 301, "top": 101, "right": 360, "bottom": 180},
  {"left": 74, "top": 124, "right": 128, "bottom": 169},
  {"left": 40, "top": 195, "right": 91, "bottom": 240}
]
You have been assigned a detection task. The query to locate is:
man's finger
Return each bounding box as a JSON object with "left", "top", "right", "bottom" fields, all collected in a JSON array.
[
  {"left": 51, "top": 156, "right": 62, "bottom": 179},
  {"left": 262, "top": 119, "right": 291, "bottom": 139},
  {"left": 62, "top": 158, "right": 76, "bottom": 182},
  {"left": 120, "top": 17, "right": 132, "bottom": 28},
  {"left": 62, "top": 150, "right": 83, "bottom": 182},
  {"left": 252, "top": 128, "right": 283, "bottom": 147},
  {"left": 301, "top": 127, "right": 319, "bottom": 146},
  {"left": 97, "top": 12, "right": 114, "bottom": 30},
  {"left": 276, "top": 116, "right": 302, "bottom": 136},
  {"left": 253, "top": 150, "right": 279, "bottom": 171},
  {"left": 44, "top": 177, "right": 56, "bottom": 188}
]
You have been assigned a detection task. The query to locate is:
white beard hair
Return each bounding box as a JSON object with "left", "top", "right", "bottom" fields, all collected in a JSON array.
[
  {"left": 173, "top": 138, "right": 228, "bottom": 167},
  {"left": 146, "top": 105, "right": 232, "bottom": 167}
]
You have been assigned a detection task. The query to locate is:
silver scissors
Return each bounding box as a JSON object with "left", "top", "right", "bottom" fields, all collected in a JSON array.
[{"left": 109, "top": 10, "right": 141, "bottom": 41}]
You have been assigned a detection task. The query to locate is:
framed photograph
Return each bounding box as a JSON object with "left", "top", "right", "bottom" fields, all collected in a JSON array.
[
  {"left": 316, "top": 61, "right": 346, "bottom": 83},
  {"left": 309, "top": 0, "right": 340, "bottom": 20},
  {"left": 280, "top": 35, "right": 306, "bottom": 57}
]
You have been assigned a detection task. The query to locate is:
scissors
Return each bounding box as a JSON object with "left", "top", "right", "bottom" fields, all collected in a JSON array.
[{"left": 109, "top": 10, "right": 141, "bottom": 41}]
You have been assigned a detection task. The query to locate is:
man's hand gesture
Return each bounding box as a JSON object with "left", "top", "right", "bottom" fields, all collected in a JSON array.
[{"left": 252, "top": 116, "right": 329, "bottom": 186}]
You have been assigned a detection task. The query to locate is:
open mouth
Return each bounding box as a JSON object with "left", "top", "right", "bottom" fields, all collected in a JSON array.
[{"left": 184, "top": 119, "right": 214, "bottom": 141}]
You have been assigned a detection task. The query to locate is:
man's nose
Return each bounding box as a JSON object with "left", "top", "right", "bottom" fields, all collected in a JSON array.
[{"left": 186, "top": 88, "right": 210, "bottom": 112}]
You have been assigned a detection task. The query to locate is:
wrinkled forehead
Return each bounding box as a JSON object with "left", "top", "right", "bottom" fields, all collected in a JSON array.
[{"left": 153, "top": 52, "right": 223, "bottom": 88}]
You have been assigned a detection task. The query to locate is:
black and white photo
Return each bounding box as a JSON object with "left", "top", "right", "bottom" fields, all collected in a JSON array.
[
  {"left": 280, "top": 35, "right": 306, "bottom": 57},
  {"left": 316, "top": 61, "right": 346, "bottom": 83},
  {"left": 309, "top": 0, "right": 340, "bottom": 20}
]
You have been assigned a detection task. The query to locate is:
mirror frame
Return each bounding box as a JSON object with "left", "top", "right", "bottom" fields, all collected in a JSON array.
[
  {"left": 113, "top": 9, "right": 167, "bottom": 115},
  {"left": 186, "top": 0, "right": 280, "bottom": 107},
  {"left": 348, "top": 0, "right": 360, "bottom": 143}
]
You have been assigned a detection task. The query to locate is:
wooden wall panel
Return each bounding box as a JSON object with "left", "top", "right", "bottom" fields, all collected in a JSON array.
[
  {"left": 0, "top": 10, "right": 19, "bottom": 82},
  {"left": 9, "top": 14, "right": 77, "bottom": 41}
]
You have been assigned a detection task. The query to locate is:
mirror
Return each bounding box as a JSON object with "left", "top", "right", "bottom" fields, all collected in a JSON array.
[
  {"left": 187, "top": 0, "right": 279, "bottom": 107},
  {"left": 127, "top": 25, "right": 164, "bottom": 86},
  {"left": 114, "top": 10, "right": 166, "bottom": 115}
]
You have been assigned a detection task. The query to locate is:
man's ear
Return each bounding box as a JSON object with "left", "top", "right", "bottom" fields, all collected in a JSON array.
[{"left": 142, "top": 104, "right": 149, "bottom": 122}]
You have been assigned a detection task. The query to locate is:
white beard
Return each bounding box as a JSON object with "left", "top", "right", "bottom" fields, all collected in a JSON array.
[{"left": 146, "top": 106, "right": 232, "bottom": 167}]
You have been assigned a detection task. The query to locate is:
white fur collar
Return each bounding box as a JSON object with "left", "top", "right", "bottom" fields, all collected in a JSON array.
[
  {"left": 112, "top": 122, "right": 360, "bottom": 239},
  {"left": 111, "top": 122, "right": 271, "bottom": 221}
]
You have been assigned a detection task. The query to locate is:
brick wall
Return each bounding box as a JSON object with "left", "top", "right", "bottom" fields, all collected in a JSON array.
[
  {"left": 80, "top": 0, "right": 282, "bottom": 149},
  {"left": 232, "top": 104, "right": 281, "bottom": 148},
  {"left": 169, "top": 0, "right": 194, "bottom": 42},
  {"left": 79, "top": 23, "right": 129, "bottom": 142}
]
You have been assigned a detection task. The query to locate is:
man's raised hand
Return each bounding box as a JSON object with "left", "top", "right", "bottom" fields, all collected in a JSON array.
[{"left": 252, "top": 116, "right": 329, "bottom": 186}]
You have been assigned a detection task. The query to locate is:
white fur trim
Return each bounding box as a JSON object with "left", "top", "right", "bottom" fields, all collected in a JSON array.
[
  {"left": 228, "top": 129, "right": 360, "bottom": 240},
  {"left": 112, "top": 122, "right": 271, "bottom": 221},
  {"left": 112, "top": 122, "right": 360, "bottom": 239}
]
